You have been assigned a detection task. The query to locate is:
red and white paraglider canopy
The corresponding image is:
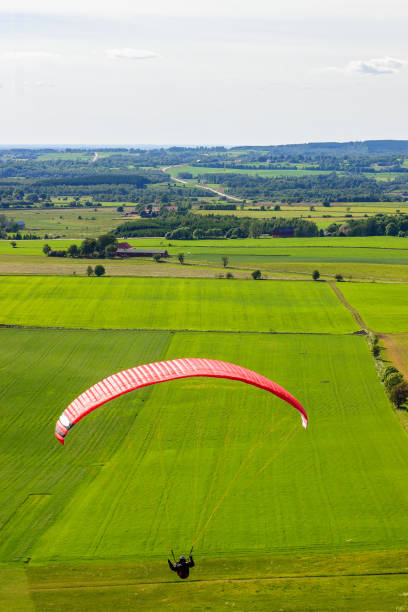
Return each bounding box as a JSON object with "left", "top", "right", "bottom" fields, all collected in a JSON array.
[{"left": 55, "top": 358, "right": 308, "bottom": 444}]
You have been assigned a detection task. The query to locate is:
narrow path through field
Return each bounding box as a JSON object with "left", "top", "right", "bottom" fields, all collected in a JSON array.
[
  {"left": 327, "top": 281, "right": 370, "bottom": 331},
  {"left": 162, "top": 165, "right": 242, "bottom": 202}
]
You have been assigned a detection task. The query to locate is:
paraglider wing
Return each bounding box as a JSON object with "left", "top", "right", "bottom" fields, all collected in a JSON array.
[{"left": 55, "top": 358, "right": 308, "bottom": 444}]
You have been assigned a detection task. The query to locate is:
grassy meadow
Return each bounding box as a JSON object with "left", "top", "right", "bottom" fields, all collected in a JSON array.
[
  {"left": 0, "top": 277, "right": 357, "bottom": 333},
  {"left": 166, "top": 164, "right": 405, "bottom": 182},
  {"left": 7, "top": 207, "right": 129, "bottom": 238},
  {"left": 194, "top": 202, "right": 408, "bottom": 229},
  {"left": 2, "top": 235, "right": 408, "bottom": 281},
  {"left": 2, "top": 226, "right": 408, "bottom": 609},
  {"left": 1, "top": 328, "right": 408, "bottom": 609},
  {"left": 340, "top": 283, "right": 408, "bottom": 333},
  {"left": 166, "top": 165, "right": 333, "bottom": 179}
]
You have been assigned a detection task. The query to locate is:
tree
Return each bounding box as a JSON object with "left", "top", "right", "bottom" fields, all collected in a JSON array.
[
  {"left": 105, "top": 244, "right": 116, "bottom": 258},
  {"left": 67, "top": 244, "right": 79, "bottom": 258},
  {"left": 384, "top": 371, "right": 403, "bottom": 392},
  {"left": 390, "top": 381, "right": 408, "bottom": 408},
  {"left": 312, "top": 270, "right": 320, "bottom": 281},
  {"left": 334, "top": 273, "right": 343, "bottom": 282},
  {"left": 87, "top": 265, "right": 94, "bottom": 276},
  {"left": 96, "top": 233, "right": 117, "bottom": 254},
  {"left": 226, "top": 272, "right": 234, "bottom": 279},
  {"left": 43, "top": 244, "right": 51, "bottom": 256},
  {"left": 80, "top": 238, "right": 97, "bottom": 257},
  {"left": 381, "top": 365, "right": 400, "bottom": 381},
  {"left": 249, "top": 221, "right": 262, "bottom": 238},
  {"left": 222, "top": 256, "right": 229, "bottom": 268},
  {"left": 94, "top": 264, "right": 105, "bottom": 277},
  {"left": 153, "top": 253, "right": 162, "bottom": 263},
  {"left": 178, "top": 252, "right": 185, "bottom": 264},
  {"left": 251, "top": 269, "right": 262, "bottom": 280},
  {"left": 386, "top": 222, "right": 398, "bottom": 236},
  {"left": 117, "top": 206, "right": 124, "bottom": 212},
  {"left": 10, "top": 241, "right": 16, "bottom": 248}
]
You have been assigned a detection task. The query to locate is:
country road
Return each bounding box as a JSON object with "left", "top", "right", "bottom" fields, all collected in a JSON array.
[{"left": 162, "top": 165, "right": 242, "bottom": 202}]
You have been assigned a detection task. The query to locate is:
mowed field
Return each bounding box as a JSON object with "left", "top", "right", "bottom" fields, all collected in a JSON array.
[
  {"left": 6, "top": 207, "right": 129, "bottom": 238},
  {"left": 1, "top": 328, "right": 408, "bottom": 610},
  {"left": 2, "top": 235, "right": 408, "bottom": 281},
  {"left": 340, "top": 283, "right": 408, "bottom": 333},
  {"left": 194, "top": 202, "right": 408, "bottom": 226},
  {"left": 166, "top": 164, "right": 333, "bottom": 178},
  {"left": 166, "top": 164, "right": 404, "bottom": 182},
  {"left": 0, "top": 277, "right": 357, "bottom": 333}
]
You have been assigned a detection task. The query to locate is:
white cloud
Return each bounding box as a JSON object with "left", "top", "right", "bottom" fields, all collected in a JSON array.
[
  {"left": 24, "top": 80, "right": 55, "bottom": 88},
  {"left": 348, "top": 57, "right": 407, "bottom": 75},
  {"left": 105, "top": 48, "right": 160, "bottom": 60},
  {"left": 324, "top": 56, "right": 407, "bottom": 76},
  {"left": 1, "top": 51, "right": 60, "bottom": 60}
]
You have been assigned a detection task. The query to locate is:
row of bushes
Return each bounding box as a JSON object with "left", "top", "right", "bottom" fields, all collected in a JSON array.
[{"left": 368, "top": 333, "right": 408, "bottom": 408}]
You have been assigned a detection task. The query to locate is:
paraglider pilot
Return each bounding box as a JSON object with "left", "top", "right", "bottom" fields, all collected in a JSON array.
[{"left": 168, "top": 553, "right": 195, "bottom": 579}]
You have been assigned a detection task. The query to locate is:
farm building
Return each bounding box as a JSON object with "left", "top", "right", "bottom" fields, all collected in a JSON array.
[
  {"left": 115, "top": 243, "right": 169, "bottom": 258},
  {"left": 273, "top": 226, "right": 295, "bottom": 238}
]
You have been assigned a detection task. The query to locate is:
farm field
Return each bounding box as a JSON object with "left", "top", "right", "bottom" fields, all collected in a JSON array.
[
  {"left": 166, "top": 164, "right": 333, "bottom": 178},
  {"left": 5, "top": 241, "right": 408, "bottom": 267},
  {"left": 166, "top": 165, "right": 406, "bottom": 182},
  {"left": 5, "top": 207, "right": 127, "bottom": 238},
  {"left": 2, "top": 235, "right": 408, "bottom": 281},
  {"left": 340, "top": 283, "right": 408, "bottom": 333},
  {"left": 2, "top": 552, "right": 408, "bottom": 611},
  {"left": 35, "top": 152, "right": 92, "bottom": 161},
  {"left": 194, "top": 202, "right": 408, "bottom": 228},
  {"left": 4, "top": 235, "right": 408, "bottom": 255},
  {"left": 0, "top": 277, "right": 357, "bottom": 333},
  {"left": 1, "top": 329, "right": 408, "bottom": 609}
]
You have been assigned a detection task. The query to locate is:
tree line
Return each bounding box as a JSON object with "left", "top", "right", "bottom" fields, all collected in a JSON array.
[
  {"left": 115, "top": 212, "right": 318, "bottom": 239},
  {"left": 197, "top": 172, "right": 408, "bottom": 203},
  {"left": 326, "top": 213, "right": 408, "bottom": 237}
]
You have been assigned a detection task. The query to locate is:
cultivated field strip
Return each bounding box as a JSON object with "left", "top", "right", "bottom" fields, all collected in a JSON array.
[
  {"left": 0, "top": 277, "right": 358, "bottom": 333},
  {"left": 340, "top": 283, "right": 408, "bottom": 333},
  {"left": 2, "top": 329, "right": 408, "bottom": 566},
  {"left": 0, "top": 329, "right": 172, "bottom": 563}
]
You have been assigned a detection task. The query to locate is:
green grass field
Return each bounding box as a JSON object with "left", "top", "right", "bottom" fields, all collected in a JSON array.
[
  {"left": 166, "top": 165, "right": 333, "bottom": 179},
  {"left": 1, "top": 328, "right": 408, "bottom": 609},
  {"left": 2, "top": 233, "right": 408, "bottom": 609},
  {"left": 0, "top": 277, "right": 357, "bottom": 332},
  {"left": 340, "top": 283, "right": 408, "bottom": 333},
  {"left": 6, "top": 207, "right": 126, "bottom": 238},
  {"left": 194, "top": 202, "right": 408, "bottom": 228},
  {"left": 2, "top": 235, "right": 408, "bottom": 281},
  {"left": 35, "top": 152, "right": 92, "bottom": 161},
  {"left": 167, "top": 165, "right": 405, "bottom": 182}
]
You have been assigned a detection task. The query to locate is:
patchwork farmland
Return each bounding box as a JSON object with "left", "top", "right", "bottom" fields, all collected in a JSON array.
[{"left": 1, "top": 259, "right": 408, "bottom": 609}]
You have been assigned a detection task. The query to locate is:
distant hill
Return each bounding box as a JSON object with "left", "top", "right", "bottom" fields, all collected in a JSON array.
[{"left": 232, "top": 140, "right": 408, "bottom": 156}]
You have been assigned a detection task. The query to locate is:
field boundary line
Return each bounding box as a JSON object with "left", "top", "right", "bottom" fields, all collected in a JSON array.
[
  {"left": 0, "top": 323, "right": 357, "bottom": 336},
  {"left": 327, "top": 281, "right": 370, "bottom": 331},
  {"left": 28, "top": 570, "right": 408, "bottom": 591}
]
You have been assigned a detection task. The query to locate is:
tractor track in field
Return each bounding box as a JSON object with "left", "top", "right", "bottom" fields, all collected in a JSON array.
[
  {"left": 327, "top": 281, "right": 370, "bottom": 331},
  {"left": 28, "top": 570, "right": 408, "bottom": 591}
]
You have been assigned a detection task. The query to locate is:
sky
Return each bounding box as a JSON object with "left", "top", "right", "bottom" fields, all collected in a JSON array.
[{"left": 1, "top": 0, "right": 408, "bottom": 146}]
